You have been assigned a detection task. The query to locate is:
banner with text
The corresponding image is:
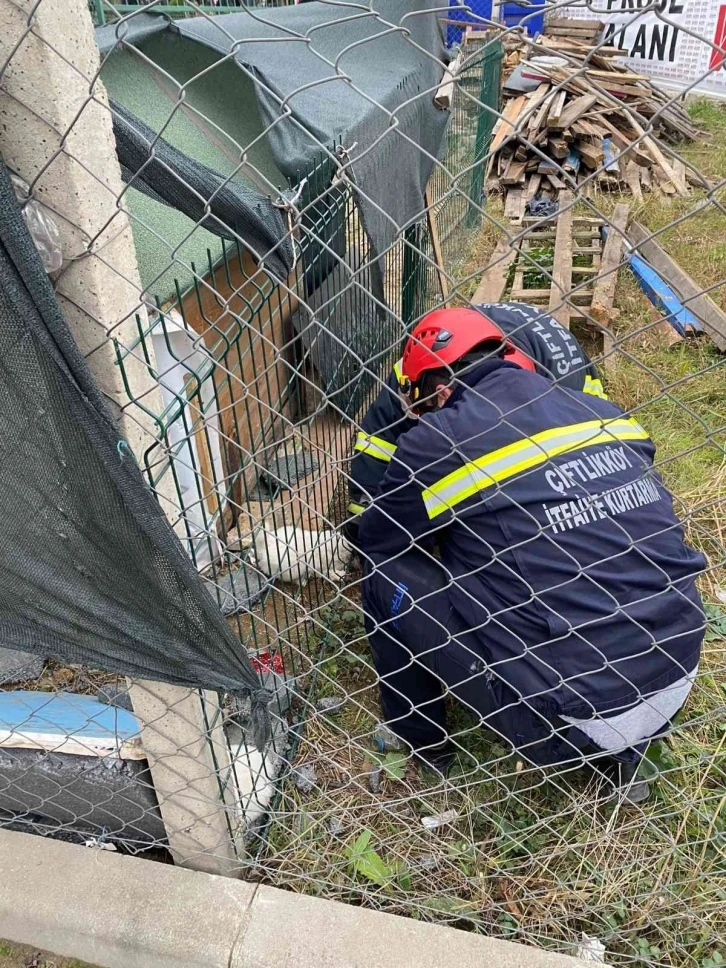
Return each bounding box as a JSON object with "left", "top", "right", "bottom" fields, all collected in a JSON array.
[{"left": 560, "top": 0, "right": 726, "bottom": 96}]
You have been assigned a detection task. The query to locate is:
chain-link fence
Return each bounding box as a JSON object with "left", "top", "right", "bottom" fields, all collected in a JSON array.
[{"left": 1, "top": 0, "right": 725, "bottom": 964}]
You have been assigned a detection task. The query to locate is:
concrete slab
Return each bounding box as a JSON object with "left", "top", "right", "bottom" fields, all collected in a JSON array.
[
  {"left": 236, "top": 885, "right": 582, "bottom": 968},
  {"left": 0, "top": 829, "right": 583, "bottom": 968},
  {"left": 0, "top": 830, "right": 256, "bottom": 968}
]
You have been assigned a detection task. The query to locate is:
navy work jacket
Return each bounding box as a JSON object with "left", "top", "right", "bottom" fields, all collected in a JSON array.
[
  {"left": 359, "top": 358, "right": 705, "bottom": 719},
  {"left": 349, "top": 303, "right": 602, "bottom": 511}
]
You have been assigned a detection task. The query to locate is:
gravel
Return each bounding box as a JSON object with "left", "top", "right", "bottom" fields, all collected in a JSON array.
[
  {"left": 292, "top": 763, "right": 317, "bottom": 794},
  {"left": 316, "top": 695, "right": 346, "bottom": 714}
]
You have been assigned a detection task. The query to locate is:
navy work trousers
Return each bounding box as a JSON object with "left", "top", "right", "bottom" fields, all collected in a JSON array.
[{"left": 361, "top": 550, "right": 621, "bottom": 767}]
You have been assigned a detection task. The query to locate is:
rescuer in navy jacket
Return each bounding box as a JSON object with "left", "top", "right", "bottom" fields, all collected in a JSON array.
[
  {"left": 348, "top": 302, "right": 604, "bottom": 525},
  {"left": 358, "top": 308, "right": 705, "bottom": 797}
]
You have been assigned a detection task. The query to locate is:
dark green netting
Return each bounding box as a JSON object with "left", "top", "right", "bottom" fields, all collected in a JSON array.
[{"left": 0, "top": 161, "right": 270, "bottom": 748}]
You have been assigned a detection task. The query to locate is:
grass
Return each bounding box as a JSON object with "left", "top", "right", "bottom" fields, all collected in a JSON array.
[
  {"left": 256, "top": 99, "right": 726, "bottom": 967},
  {"left": 0, "top": 941, "right": 94, "bottom": 968}
]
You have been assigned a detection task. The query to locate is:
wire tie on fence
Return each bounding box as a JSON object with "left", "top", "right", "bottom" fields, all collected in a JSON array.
[
  {"left": 116, "top": 439, "right": 133, "bottom": 462},
  {"left": 274, "top": 177, "right": 308, "bottom": 272},
  {"left": 332, "top": 142, "right": 358, "bottom": 188}
]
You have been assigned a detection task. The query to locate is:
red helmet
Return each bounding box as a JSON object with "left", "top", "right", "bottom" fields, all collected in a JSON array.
[{"left": 400, "top": 307, "right": 535, "bottom": 413}]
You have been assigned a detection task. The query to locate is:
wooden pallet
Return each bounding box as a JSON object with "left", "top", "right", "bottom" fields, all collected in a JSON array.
[
  {"left": 472, "top": 196, "right": 623, "bottom": 361},
  {"left": 475, "top": 201, "right": 603, "bottom": 327},
  {"left": 544, "top": 17, "right": 604, "bottom": 41}
]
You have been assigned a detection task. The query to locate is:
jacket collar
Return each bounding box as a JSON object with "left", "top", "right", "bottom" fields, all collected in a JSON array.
[{"left": 444, "top": 359, "right": 520, "bottom": 409}]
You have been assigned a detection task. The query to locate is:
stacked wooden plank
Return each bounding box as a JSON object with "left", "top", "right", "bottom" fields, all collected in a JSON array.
[
  {"left": 487, "top": 20, "right": 703, "bottom": 217},
  {"left": 543, "top": 17, "right": 604, "bottom": 44}
]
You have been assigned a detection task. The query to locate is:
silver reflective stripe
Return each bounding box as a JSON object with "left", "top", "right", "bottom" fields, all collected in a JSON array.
[
  {"left": 583, "top": 375, "right": 607, "bottom": 399},
  {"left": 422, "top": 418, "right": 648, "bottom": 519},
  {"left": 355, "top": 431, "right": 396, "bottom": 462}
]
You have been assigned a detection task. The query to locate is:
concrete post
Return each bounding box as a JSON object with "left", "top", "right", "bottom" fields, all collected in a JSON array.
[{"left": 0, "top": 0, "right": 240, "bottom": 876}]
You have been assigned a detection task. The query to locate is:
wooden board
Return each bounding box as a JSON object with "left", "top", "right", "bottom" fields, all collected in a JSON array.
[
  {"left": 546, "top": 172, "right": 567, "bottom": 190},
  {"left": 523, "top": 172, "right": 542, "bottom": 203},
  {"left": 546, "top": 90, "right": 567, "bottom": 129},
  {"left": 546, "top": 24, "right": 603, "bottom": 39},
  {"left": 599, "top": 119, "right": 651, "bottom": 168},
  {"left": 585, "top": 68, "right": 650, "bottom": 82},
  {"left": 548, "top": 137, "right": 569, "bottom": 160},
  {"left": 488, "top": 96, "right": 527, "bottom": 159},
  {"left": 627, "top": 116, "right": 688, "bottom": 196},
  {"left": 425, "top": 187, "right": 449, "bottom": 300},
  {"left": 472, "top": 234, "right": 518, "bottom": 303},
  {"left": 0, "top": 691, "right": 145, "bottom": 760},
  {"left": 504, "top": 188, "right": 525, "bottom": 223},
  {"left": 546, "top": 17, "right": 604, "bottom": 27},
  {"left": 624, "top": 161, "right": 643, "bottom": 201},
  {"left": 181, "top": 248, "right": 297, "bottom": 514},
  {"left": 628, "top": 221, "right": 726, "bottom": 351},
  {"left": 501, "top": 158, "right": 528, "bottom": 186},
  {"left": 577, "top": 140, "right": 605, "bottom": 169},
  {"left": 591, "top": 203, "right": 630, "bottom": 363},
  {"left": 527, "top": 86, "right": 554, "bottom": 139},
  {"left": 557, "top": 93, "right": 598, "bottom": 130},
  {"left": 672, "top": 159, "right": 687, "bottom": 189},
  {"left": 549, "top": 191, "right": 574, "bottom": 328}
]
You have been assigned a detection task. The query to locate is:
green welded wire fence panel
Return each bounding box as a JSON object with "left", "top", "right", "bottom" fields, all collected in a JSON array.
[
  {"left": 468, "top": 41, "right": 503, "bottom": 226},
  {"left": 92, "top": 0, "right": 106, "bottom": 25},
  {"left": 423, "top": 38, "right": 502, "bottom": 275}
]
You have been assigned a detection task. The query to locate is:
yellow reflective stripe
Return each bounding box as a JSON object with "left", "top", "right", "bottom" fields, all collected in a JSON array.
[
  {"left": 393, "top": 358, "right": 404, "bottom": 385},
  {"left": 583, "top": 375, "right": 608, "bottom": 399},
  {"left": 354, "top": 431, "right": 397, "bottom": 462},
  {"left": 348, "top": 502, "right": 366, "bottom": 515},
  {"left": 422, "top": 417, "right": 649, "bottom": 520}
]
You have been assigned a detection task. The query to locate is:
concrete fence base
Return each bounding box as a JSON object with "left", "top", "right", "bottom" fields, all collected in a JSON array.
[{"left": 0, "top": 830, "right": 581, "bottom": 968}]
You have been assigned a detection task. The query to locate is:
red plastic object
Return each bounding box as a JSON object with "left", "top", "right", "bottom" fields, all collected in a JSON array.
[{"left": 251, "top": 651, "right": 285, "bottom": 676}]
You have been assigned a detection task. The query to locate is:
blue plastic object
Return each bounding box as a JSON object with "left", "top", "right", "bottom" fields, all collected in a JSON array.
[
  {"left": 500, "top": 1, "right": 545, "bottom": 37},
  {"left": 565, "top": 148, "right": 581, "bottom": 177},
  {"left": 601, "top": 226, "right": 702, "bottom": 337},
  {"left": 446, "top": 0, "right": 494, "bottom": 47},
  {"left": 0, "top": 690, "right": 142, "bottom": 756},
  {"left": 628, "top": 252, "right": 702, "bottom": 336}
]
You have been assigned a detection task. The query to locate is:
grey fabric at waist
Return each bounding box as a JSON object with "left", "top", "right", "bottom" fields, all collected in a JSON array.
[{"left": 561, "top": 666, "right": 698, "bottom": 751}]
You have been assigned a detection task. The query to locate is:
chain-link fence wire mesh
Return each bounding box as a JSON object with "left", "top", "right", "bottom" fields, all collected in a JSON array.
[{"left": 1, "top": 0, "right": 726, "bottom": 962}]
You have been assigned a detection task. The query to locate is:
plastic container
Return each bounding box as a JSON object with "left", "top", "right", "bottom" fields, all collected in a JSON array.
[
  {"left": 446, "top": 0, "right": 494, "bottom": 47},
  {"left": 500, "top": 1, "right": 545, "bottom": 37}
]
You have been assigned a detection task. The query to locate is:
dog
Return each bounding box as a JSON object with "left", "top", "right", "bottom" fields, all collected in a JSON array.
[{"left": 251, "top": 525, "right": 352, "bottom": 584}]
